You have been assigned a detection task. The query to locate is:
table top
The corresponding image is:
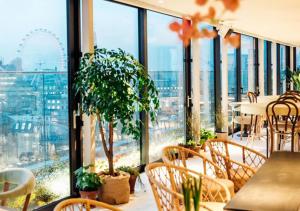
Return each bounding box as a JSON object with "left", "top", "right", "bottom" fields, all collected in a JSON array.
[
  {"left": 229, "top": 95, "right": 279, "bottom": 107},
  {"left": 224, "top": 152, "right": 300, "bottom": 211}
]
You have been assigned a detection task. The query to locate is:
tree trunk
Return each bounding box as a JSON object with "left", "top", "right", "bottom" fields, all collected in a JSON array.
[
  {"left": 96, "top": 114, "right": 114, "bottom": 175},
  {"left": 108, "top": 121, "right": 114, "bottom": 175}
]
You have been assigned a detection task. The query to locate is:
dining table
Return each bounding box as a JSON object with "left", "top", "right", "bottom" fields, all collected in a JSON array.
[
  {"left": 224, "top": 151, "right": 300, "bottom": 211},
  {"left": 229, "top": 95, "right": 300, "bottom": 157}
]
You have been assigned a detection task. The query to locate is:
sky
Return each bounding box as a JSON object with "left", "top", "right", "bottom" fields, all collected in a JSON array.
[{"left": 0, "top": 0, "right": 67, "bottom": 71}]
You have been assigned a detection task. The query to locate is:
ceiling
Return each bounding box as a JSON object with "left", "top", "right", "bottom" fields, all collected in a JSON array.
[{"left": 119, "top": 0, "right": 300, "bottom": 47}]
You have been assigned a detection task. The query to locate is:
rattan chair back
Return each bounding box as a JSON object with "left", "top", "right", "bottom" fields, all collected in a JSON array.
[
  {"left": 54, "top": 198, "right": 121, "bottom": 211},
  {"left": 145, "top": 163, "right": 231, "bottom": 211},
  {"left": 162, "top": 146, "right": 226, "bottom": 179}
]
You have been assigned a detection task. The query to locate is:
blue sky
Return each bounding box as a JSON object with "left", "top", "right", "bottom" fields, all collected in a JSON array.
[{"left": 0, "top": 0, "right": 67, "bottom": 71}]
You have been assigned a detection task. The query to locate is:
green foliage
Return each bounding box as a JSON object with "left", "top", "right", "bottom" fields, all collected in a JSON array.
[
  {"left": 288, "top": 68, "right": 300, "bottom": 91},
  {"left": 75, "top": 165, "right": 102, "bottom": 191},
  {"left": 116, "top": 166, "right": 139, "bottom": 176},
  {"left": 34, "top": 184, "right": 59, "bottom": 204},
  {"left": 117, "top": 166, "right": 144, "bottom": 188},
  {"left": 74, "top": 47, "right": 159, "bottom": 140},
  {"left": 186, "top": 140, "right": 197, "bottom": 148},
  {"left": 182, "top": 176, "right": 202, "bottom": 211},
  {"left": 200, "top": 128, "right": 216, "bottom": 145},
  {"left": 179, "top": 140, "right": 197, "bottom": 149},
  {"left": 6, "top": 183, "right": 59, "bottom": 209}
]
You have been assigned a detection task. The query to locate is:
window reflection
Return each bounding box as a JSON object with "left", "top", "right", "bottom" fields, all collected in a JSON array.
[
  {"left": 200, "top": 25, "right": 215, "bottom": 129},
  {"left": 147, "top": 11, "right": 185, "bottom": 161},
  {"left": 241, "top": 35, "right": 255, "bottom": 101},
  {"left": 0, "top": 0, "right": 69, "bottom": 208},
  {"left": 93, "top": 0, "right": 140, "bottom": 167}
]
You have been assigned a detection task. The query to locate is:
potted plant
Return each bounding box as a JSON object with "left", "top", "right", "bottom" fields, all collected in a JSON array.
[
  {"left": 116, "top": 166, "right": 143, "bottom": 194},
  {"left": 199, "top": 128, "right": 216, "bottom": 150},
  {"left": 179, "top": 140, "right": 198, "bottom": 158},
  {"left": 74, "top": 47, "right": 159, "bottom": 204},
  {"left": 182, "top": 176, "right": 202, "bottom": 211},
  {"left": 288, "top": 68, "right": 300, "bottom": 90},
  {"left": 74, "top": 165, "right": 102, "bottom": 200}
]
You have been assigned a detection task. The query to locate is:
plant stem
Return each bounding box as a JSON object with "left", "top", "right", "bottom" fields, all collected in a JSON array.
[{"left": 108, "top": 120, "right": 114, "bottom": 175}]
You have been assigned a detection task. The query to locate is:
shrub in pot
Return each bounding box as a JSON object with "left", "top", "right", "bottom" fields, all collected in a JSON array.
[
  {"left": 75, "top": 165, "right": 102, "bottom": 200},
  {"left": 116, "top": 166, "right": 143, "bottom": 194},
  {"left": 74, "top": 47, "right": 159, "bottom": 204},
  {"left": 199, "top": 128, "right": 216, "bottom": 150},
  {"left": 179, "top": 140, "right": 198, "bottom": 158}
]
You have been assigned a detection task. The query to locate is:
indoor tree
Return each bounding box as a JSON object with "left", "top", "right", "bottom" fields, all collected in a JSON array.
[{"left": 74, "top": 47, "right": 159, "bottom": 176}]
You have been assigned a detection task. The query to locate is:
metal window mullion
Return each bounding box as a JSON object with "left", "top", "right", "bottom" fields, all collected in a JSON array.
[
  {"left": 184, "top": 38, "right": 192, "bottom": 140},
  {"left": 67, "top": 0, "right": 82, "bottom": 198},
  {"left": 276, "top": 44, "right": 281, "bottom": 94},
  {"left": 138, "top": 9, "right": 149, "bottom": 165},
  {"left": 286, "top": 46, "right": 291, "bottom": 90},
  {"left": 213, "top": 30, "right": 222, "bottom": 131},
  {"left": 254, "top": 38, "right": 259, "bottom": 92},
  {"left": 236, "top": 35, "right": 242, "bottom": 102},
  {"left": 293, "top": 47, "right": 297, "bottom": 71}
]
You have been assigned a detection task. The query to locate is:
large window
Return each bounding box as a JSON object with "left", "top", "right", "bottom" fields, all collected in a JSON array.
[
  {"left": 200, "top": 26, "right": 215, "bottom": 129},
  {"left": 93, "top": 0, "right": 140, "bottom": 167},
  {"left": 241, "top": 35, "right": 256, "bottom": 101},
  {"left": 0, "top": 0, "right": 69, "bottom": 208},
  {"left": 147, "top": 11, "right": 185, "bottom": 161},
  {"left": 279, "top": 45, "right": 286, "bottom": 94}
]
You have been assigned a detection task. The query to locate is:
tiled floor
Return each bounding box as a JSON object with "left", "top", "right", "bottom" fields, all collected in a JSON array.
[{"left": 116, "top": 132, "right": 271, "bottom": 211}]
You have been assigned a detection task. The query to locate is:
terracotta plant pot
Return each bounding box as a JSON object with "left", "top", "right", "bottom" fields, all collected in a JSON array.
[
  {"left": 79, "top": 190, "right": 98, "bottom": 200},
  {"left": 129, "top": 174, "right": 137, "bottom": 194},
  {"left": 99, "top": 171, "right": 130, "bottom": 204},
  {"left": 216, "top": 131, "right": 228, "bottom": 140}
]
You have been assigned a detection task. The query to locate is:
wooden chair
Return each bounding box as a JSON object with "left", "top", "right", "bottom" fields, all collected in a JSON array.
[
  {"left": 162, "top": 146, "right": 227, "bottom": 179},
  {"left": 0, "top": 168, "right": 35, "bottom": 211},
  {"left": 266, "top": 100, "right": 300, "bottom": 153},
  {"left": 206, "top": 139, "right": 266, "bottom": 192},
  {"left": 247, "top": 91, "right": 257, "bottom": 103},
  {"left": 232, "top": 91, "right": 260, "bottom": 141},
  {"left": 145, "top": 163, "right": 230, "bottom": 211},
  {"left": 54, "top": 198, "right": 121, "bottom": 211},
  {"left": 162, "top": 146, "right": 235, "bottom": 197}
]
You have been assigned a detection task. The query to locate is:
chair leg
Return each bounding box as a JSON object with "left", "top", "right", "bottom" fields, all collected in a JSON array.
[
  {"left": 22, "top": 194, "right": 31, "bottom": 211},
  {"left": 1, "top": 182, "right": 10, "bottom": 206},
  {"left": 240, "top": 124, "right": 244, "bottom": 141},
  {"left": 232, "top": 121, "right": 235, "bottom": 138}
]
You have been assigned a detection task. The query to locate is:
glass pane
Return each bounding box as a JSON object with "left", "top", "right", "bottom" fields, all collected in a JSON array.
[
  {"left": 227, "top": 44, "right": 237, "bottom": 131},
  {"left": 93, "top": 1, "right": 140, "bottom": 167},
  {"left": 296, "top": 48, "right": 300, "bottom": 70},
  {"left": 279, "top": 45, "right": 286, "bottom": 94},
  {"left": 0, "top": 0, "right": 69, "bottom": 208},
  {"left": 241, "top": 35, "right": 256, "bottom": 101},
  {"left": 148, "top": 11, "right": 185, "bottom": 162},
  {"left": 200, "top": 25, "right": 215, "bottom": 129}
]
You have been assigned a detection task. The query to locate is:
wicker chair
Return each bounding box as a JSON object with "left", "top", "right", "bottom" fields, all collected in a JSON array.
[
  {"left": 162, "top": 146, "right": 235, "bottom": 197},
  {"left": 0, "top": 168, "right": 35, "bottom": 211},
  {"left": 145, "top": 163, "right": 231, "bottom": 211},
  {"left": 206, "top": 139, "right": 266, "bottom": 191},
  {"left": 54, "top": 198, "right": 121, "bottom": 211},
  {"left": 266, "top": 100, "right": 300, "bottom": 153},
  {"left": 162, "top": 146, "right": 226, "bottom": 178}
]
